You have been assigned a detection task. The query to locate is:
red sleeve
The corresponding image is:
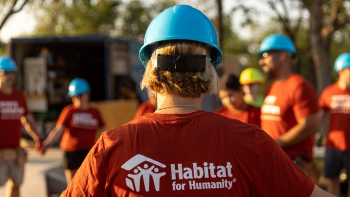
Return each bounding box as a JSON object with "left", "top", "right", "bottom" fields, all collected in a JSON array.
[
  {"left": 318, "top": 89, "right": 329, "bottom": 111},
  {"left": 292, "top": 81, "right": 319, "bottom": 120},
  {"left": 19, "top": 92, "right": 30, "bottom": 116},
  {"left": 252, "top": 129, "right": 314, "bottom": 197},
  {"left": 96, "top": 110, "right": 105, "bottom": 128},
  {"left": 56, "top": 107, "right": 70, "bottom": 127},
  {"left": 60, "top": 136, "right": 109, "bottom": 197},
  {"left": 214, "top": 107, "right": 225, "bottom": 115}
]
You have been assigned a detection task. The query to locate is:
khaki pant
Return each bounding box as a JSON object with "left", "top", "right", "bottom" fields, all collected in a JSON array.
[{"left": 0, "top": 148, "right": 27, "bottom": 187}]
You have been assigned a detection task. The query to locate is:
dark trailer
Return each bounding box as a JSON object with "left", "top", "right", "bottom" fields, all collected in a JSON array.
[{"left": 10, "top": 35, "right": 145, "bottom": 136}]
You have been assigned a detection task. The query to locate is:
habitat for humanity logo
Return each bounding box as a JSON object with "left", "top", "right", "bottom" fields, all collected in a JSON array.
[{"left": 121, "top": 154, "right": 166, "bottom": 192}]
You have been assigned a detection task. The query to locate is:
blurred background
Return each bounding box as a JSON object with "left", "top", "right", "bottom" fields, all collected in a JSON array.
[{"left": 0, "top": 0, "right": 350, "bottom": 196}]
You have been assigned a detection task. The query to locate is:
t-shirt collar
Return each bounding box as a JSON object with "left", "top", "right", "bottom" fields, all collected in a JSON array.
[{"left": 142, "top": 110, "right": 206, "bottom": 121}]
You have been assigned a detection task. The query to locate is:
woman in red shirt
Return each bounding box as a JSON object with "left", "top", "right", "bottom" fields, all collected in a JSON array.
[
  {"left": 61, "top": 5, "right": 331, "bottom": 197},
  {"left": 133, "top": 89, "right": 156, "bottom": 120},
  {"left": 41, "top": 78, "right": 105, "bottom": 184}
]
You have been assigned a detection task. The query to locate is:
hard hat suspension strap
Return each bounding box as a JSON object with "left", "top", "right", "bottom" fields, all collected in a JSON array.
[{"left": 155, "top": 54, "right": 209, "bottom": 72}]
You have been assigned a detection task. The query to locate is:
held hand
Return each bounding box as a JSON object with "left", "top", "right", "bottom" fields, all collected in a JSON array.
[
  {"left": 35, "top": 141, "right": 42, "bottom": 152},
  {"left": 40, "top": 144, "right": 47, "bottom": 155}
]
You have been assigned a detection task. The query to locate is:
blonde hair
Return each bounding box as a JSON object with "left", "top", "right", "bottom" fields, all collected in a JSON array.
[{"left": 141, "top": 40, "right": 219, "bottom": 98}]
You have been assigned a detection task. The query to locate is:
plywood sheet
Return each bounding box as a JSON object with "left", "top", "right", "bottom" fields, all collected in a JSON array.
[{"left": 90, "top": 99, "right": 138, "bottom": 131}]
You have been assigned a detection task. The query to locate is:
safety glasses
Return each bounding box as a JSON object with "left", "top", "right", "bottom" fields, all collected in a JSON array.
[
  {"left": 261, "top": 51, "right": 282, "bottom": 58},
  {"left": 0, "top": 71, "right": 16, "bottom": 76}
]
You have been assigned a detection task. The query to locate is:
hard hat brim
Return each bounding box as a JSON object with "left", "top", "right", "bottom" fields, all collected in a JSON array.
[{"left": 140, "top": 38, "right": 223, "bottom": 69}]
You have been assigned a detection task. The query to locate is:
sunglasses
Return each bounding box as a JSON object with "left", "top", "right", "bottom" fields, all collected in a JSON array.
[
  {"left": 0, "top": 71, "right": 16, "bottom": 75},
  {"left": 261, "top": 51, "right": 282, "bottom": 58}
]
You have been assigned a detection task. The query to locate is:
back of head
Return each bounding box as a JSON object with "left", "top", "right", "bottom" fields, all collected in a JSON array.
[
  {"left": 219, "top": 74, "right": 241, "bottom": 91},
  {"left": 141, "top": 40, "right": 218, "bottom": 98},
  {"left": 140, "top": 5, "right": 222, "bottom": 98}
]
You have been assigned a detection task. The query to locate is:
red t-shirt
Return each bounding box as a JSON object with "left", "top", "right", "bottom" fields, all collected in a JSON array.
[
  {"left": 319, "top": 83, "right": 350, "bottom": 150},
  {"left": 261, "top": 74, "right": 319, "bottom": 160},
  {"left": 0, "top": 89, "right": 30, "bottom": 149},
  {"left": 57, "top": 105, "right": 105, "bottom": 151},
  {"left": 133, "top": 100, "right": 155, "bottom": 120},
  {"left": 215, "top": 105, "right": 261, "bottom": 127},
  {"left": 61, "top": 111, "right": 314, "bottom": 197}
]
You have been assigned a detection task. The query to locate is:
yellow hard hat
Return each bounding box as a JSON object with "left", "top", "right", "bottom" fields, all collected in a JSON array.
[{"left": 239, "top": 68, "right": 265, "bottom": 85}]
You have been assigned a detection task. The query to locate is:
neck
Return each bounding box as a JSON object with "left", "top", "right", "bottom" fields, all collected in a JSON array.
[
  {"left": 338, "top": 80, "right": 350, "bottom": 90},
  {"left": 338, "top": 70, "right": 350, "bottom": 90},
  {"left": 229, "top": 102, "right": 247, "bottom": 113},
  {"left": 74, "top": 102, "right": 89, "bottom": 110},
  {"left": 0, "top": 85, "right": 13, "bottom": 95},
  {"left": 155, "top": 93, "right": 202, "bottom": 114},
  {"left": 275, "top": 65, "right": 293, "bottom": 82}
]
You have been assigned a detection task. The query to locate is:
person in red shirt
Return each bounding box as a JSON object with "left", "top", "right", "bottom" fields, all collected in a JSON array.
[
  {"left": 0, "top": 56, "right": 42, "bottom": 197},
  {"left": 61, "top": 5, "right": 332, "bottom": 197},
  {"left": 258, "top": 34, "right": 320, "bottom": 178},
  {"left": 41, "top": 78, "right": 105, "bottom": 185},
  {"left": 133, "top": 89, "right": 156, "bottom": 120},
  {"left": 319, "top": 53, "right": 350, "bottom": 196},
  {"left": 215, "top": 74, "right": 260, "bottom": 127}
]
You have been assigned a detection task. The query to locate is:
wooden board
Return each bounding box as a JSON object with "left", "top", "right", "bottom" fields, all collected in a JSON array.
[{"left": 90, "top": 99, "right": 138, "bottom": 131}]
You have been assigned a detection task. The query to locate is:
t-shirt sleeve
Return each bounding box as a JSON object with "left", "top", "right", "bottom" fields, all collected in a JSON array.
[
  {"left": 251, "top": 129, "right": 314, "bottom": 197},
  {"left": 56, "top": 107, "right": 70, "bottom": 127},
  {"left": 318, "top": 89, "right": 329, "bottom": 110},
  {"left": 60, "top": 136, "right": 109, "bottom": 197},
  {"left": 20, "top": 93, "right": 30, "bottom": 116},
  {"left": 292, "top": 81, "right": 319, "bottom": 120},
  {"left": 214, "top": 108, "right": 224, "bottom": 115},
  {"left": 96, "top": 110, "right": 105, "bottom": 128}
]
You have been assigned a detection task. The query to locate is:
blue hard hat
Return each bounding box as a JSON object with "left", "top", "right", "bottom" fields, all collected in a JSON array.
[
  {"left": 0, "top": 56, "right": 17, "bottom": 71},
  {"left": 68, "top": 78, "right": 91, "bottom": 97},
  {"left": 257, "top": 34, "right": 296, "bottom": 57},
  {"left": 139, "top": 5, "right": 223, "bottom": 68},
  {"left": 334, "top": 53, "right": 350, "bottom": 72}
]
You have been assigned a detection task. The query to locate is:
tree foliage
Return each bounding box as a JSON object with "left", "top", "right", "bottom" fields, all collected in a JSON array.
[
  {"left": 115, "top": 0, "right": 176, "bottom": 42},
  {"left": 0, "top": 0, "right": 29, "bottom": 31},
  {"left": 31, "top": 0, "right": 120, "bottom": 36}
]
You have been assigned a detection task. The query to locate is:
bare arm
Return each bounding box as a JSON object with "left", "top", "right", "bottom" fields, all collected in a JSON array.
[
  {"left": 276, "top": 113, "right": 319, "bottom": 148},
  {"left": 43, "top": 126, "right": 65, "bottom": 147},
  {"left": 318, "top": 109, "right": 327, "bottom": 124},
  {"left": 21, "top": 114, "right": 42, "bottom": 142},
  {"left": 310, "top": 184, "right": 336, "bottom": 197}
]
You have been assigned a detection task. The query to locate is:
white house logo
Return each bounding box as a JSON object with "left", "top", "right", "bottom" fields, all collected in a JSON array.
[{"left": 121, "top": 154, "right": 166, "bottom": 192}]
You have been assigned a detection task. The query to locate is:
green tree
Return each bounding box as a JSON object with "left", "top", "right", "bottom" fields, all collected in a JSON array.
[
  {"left": 301, "top": 0, "right": 350, "bottom": 93},
  {"left": 31, "top": 0, "right": 120, "bottom": 36},
  {"left": 0, "top": 0, "right": 29, "bottom": 31},
  {"left": 116, "top": 0, "right": 176, "bottom": 42}
]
